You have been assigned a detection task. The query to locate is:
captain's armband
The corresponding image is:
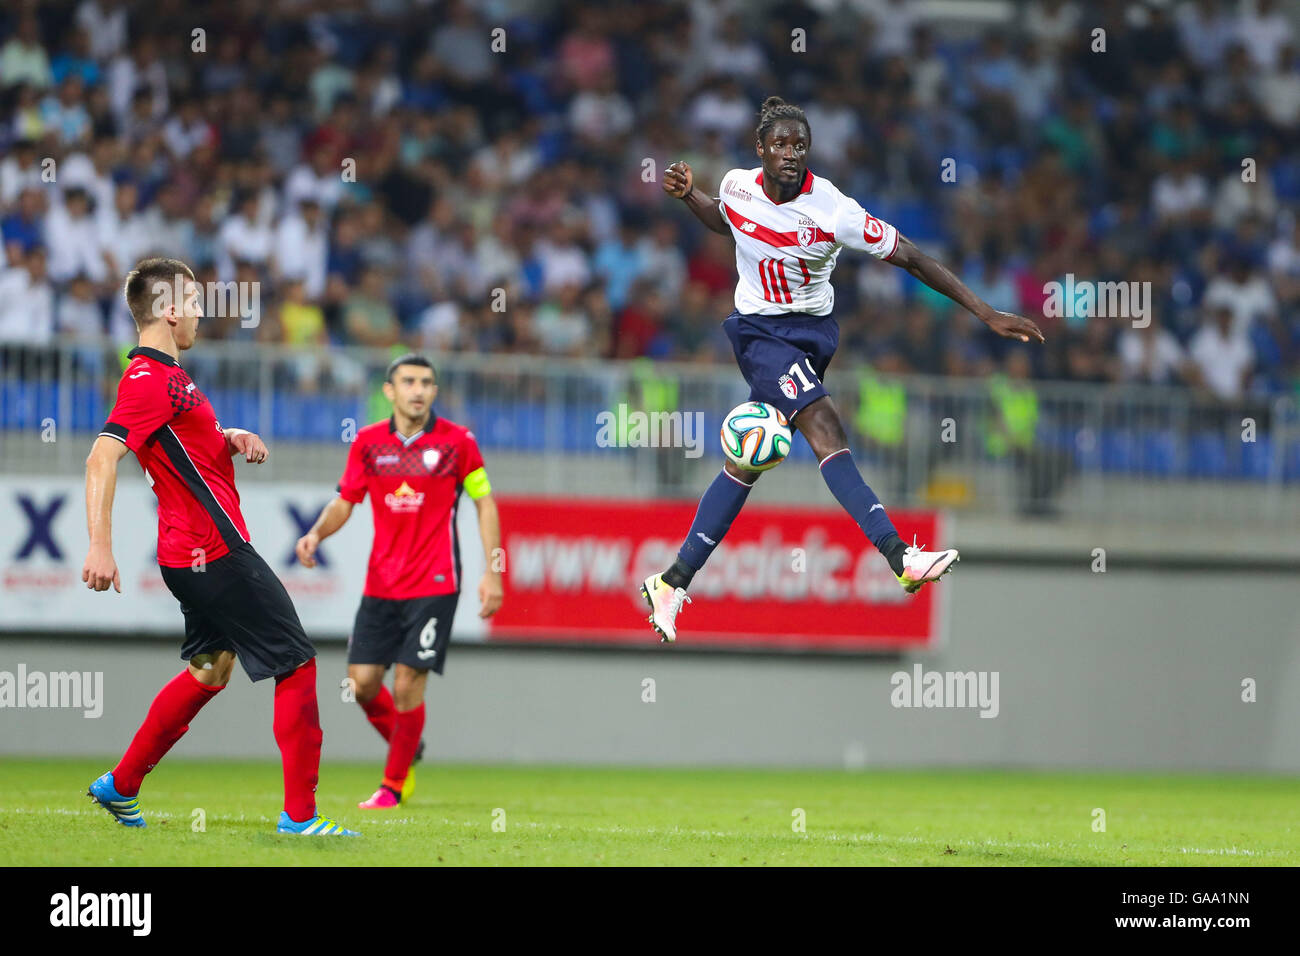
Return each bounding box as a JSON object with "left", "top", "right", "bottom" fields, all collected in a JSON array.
[{"left": 464, "top": 467, "right": 492, "bottom": 499}]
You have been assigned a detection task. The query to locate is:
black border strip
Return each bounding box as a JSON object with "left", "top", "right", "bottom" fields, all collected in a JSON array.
[
  {"left": 154, "top": 426, "right": 246, "bottom": 553},
  {"left": 99, "top": 422, "right": 128, "bottom": 443}
]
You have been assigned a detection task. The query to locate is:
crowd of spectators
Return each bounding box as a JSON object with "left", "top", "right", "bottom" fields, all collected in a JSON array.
[{"left": 1, "top": 0, "right": 1299, "bottom": 406}]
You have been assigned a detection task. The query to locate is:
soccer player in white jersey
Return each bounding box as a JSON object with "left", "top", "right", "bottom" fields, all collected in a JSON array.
[{"left": 642, "top": 96, "right": 1045, "bottom": 642}]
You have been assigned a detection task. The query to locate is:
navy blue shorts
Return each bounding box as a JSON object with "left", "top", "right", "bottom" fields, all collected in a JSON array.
[
  {"left": 161, "top": 543, "right": 316, "bottom": 683},
  {"left": 722, "top": 310, "right": 838, "bottom": 422},
  {"left": 348, "top": 593, "right": 459, "bottom": 674}
]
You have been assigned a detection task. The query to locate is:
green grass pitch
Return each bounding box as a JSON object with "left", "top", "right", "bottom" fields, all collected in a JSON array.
[{"left": 2, "top": 758, "right": 1297, "bottom": 866}]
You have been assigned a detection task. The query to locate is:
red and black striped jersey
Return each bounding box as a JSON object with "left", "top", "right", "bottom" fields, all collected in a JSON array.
[
  {"left": 100, "top": 346, "right": 250, "bottom": 568},
  {"left": 337, "top": 415, "right": 485, "bottom": 599}
]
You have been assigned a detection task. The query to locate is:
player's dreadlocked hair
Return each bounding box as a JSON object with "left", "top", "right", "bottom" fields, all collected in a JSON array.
[{"left": 756, "top": 96, "right": 810, "bottom": 147}]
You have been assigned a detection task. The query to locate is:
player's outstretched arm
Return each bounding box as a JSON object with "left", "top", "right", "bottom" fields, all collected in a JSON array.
[
  {"left": 887, "top": 235, "right": 1046, "bottom": 344},
  {"left": 83, "top": 436, "right": 129, "bottom": 593},
  {"left": 295, "top": 497, "right": 354, "bottom": 568},
  {"left": 664, "top": 161, "right": 730, "bottom": 236},
  {"left": 474, "top": 493, "right": 504, "bottom": 618}
]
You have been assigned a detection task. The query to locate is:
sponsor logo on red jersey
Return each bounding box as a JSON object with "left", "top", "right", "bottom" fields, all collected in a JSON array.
[{"left": 384, "top": 481, "right": 426, "bottom": 512}]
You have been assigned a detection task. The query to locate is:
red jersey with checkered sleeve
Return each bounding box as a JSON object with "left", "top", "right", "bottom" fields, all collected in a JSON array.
[
  {"left": 717, "top": 167, "right": 899, "bottom": 316},
  {"left": 337, "top": 414, "right": 485, "bottom": 599},
  {"left": 100, "top": 346, "right": 250, "bottom": 568}
]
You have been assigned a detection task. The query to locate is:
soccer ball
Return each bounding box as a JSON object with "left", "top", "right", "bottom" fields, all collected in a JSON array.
[{"left": 721, "top": 402, "right": 792, "bottom": 472}]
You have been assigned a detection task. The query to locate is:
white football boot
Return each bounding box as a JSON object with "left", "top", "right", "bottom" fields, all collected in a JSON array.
[
  {"left": 896, "top": 534, "right": 959, "bottom": 593},
  {"left": 640, "top": 573, "right": 691, "bottom": 643}
]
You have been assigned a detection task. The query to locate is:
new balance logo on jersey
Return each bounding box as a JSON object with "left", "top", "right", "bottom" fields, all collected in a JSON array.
[
  {"left": 740, "top": 221, "right": 757, "bottom": 233},
  {"left": 779, "top": 374, "right": 798, "bottom": 399}
]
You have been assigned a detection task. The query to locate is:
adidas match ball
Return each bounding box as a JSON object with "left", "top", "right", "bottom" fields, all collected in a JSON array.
[{"left": 721, "top": 402, "right": 792, "bottom": 472}]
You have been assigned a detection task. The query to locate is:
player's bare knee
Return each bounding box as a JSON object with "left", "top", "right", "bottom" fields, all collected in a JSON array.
[
  {"left": 794, "top": 400, "right": 847, "bottom": 459},
  {"left": 188, "top": 651, "right": 234, "bottom": 686},
  {"left": 348, "top": 667, "right": 383, "bottom": 703},
  {"left": 723, "top": 458, "right": 761, "bottom": 485},
  {"left": 393, "top": 665, "right": 428, "bottom": 708}
]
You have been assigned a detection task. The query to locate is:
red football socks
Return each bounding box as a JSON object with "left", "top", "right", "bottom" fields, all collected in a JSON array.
[
  {"left": 113, "top": 669, "right": 224, "bottom": 797},
  {"left": 360, "top": 684, "right": 396, "bottom": 741},
  {"left": 383, "top": 703, "right": 425, "bottom": 792},
  {"left": 274, "top": 657, "right": 322, "bottom": 821}
]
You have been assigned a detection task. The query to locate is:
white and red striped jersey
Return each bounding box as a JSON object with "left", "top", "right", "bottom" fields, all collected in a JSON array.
[{"left": 716, "top": 167, "right": 899, "bottom": 316}]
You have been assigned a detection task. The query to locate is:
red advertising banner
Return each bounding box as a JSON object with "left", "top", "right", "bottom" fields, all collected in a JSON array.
[{"left": 489, "top": 496, "right": 947, "bottom": 652}]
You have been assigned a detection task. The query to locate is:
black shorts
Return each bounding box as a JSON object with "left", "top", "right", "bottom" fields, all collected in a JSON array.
[
  {"left": 160, "top": 542, "right": 316, "bottom": 683},
  {"left": 348, "top": 593, "right": 459, "bottom": 674}
]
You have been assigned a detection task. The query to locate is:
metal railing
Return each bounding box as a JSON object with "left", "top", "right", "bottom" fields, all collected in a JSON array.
[{"left": 1, "top": 342, "right": 1296, "bottom": 526}]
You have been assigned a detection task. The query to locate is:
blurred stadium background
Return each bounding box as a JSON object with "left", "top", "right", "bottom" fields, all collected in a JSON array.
[{"left": 2, "top": 0, "right": 1299, "bottom": 778}]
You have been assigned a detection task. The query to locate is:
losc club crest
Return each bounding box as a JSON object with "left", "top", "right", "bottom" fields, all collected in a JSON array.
[
  {"left": 778, "top": 374, "right": 798, "bottom": 399},
  {"left": 797, "top": 223, "right": 813, "bottom": 247},
  {"left": 422, "top": 448, "right": 441, "bottom": 470}
]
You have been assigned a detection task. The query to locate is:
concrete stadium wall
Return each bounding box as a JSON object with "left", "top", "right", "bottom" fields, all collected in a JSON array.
[{"left": 3, "top": 559, "right": 1297, "bottom": 773}]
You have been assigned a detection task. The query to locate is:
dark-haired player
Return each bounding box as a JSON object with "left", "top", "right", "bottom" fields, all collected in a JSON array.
[
  {"left": 642, "top": 96, "right": 1045, "bottom": 642},
  {"left": 83, "top": 257, "right": 358, "bottom": 836},
  {"left": 295, "top": 355, "right": 503, "bottom": 809}
]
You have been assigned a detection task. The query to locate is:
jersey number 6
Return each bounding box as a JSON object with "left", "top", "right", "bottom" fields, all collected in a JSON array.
[{"left": 417, "top": 618, "right": 439, "bottom": 660}]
